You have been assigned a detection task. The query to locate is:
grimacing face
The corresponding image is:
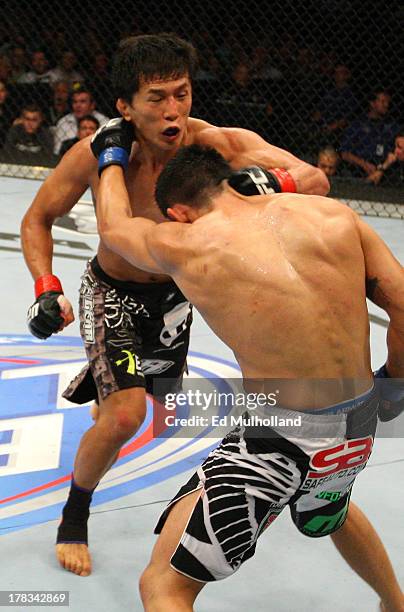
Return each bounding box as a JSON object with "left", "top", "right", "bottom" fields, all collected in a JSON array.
[{"left": 118, "top": 74, "right": 192, "bottom": 150}]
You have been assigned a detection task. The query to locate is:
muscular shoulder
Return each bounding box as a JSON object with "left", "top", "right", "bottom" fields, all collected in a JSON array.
[{"left": 147, "top": 221, "right": 194, "bottom": 271}]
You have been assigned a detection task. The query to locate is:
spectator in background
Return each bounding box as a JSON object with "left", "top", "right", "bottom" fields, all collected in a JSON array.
[
  {"left": 312, "top": 64, "right": 358, "bottom": 148},
  {"left": 0, "top": 80, "right": 17, "bottom": 146},
  {"left": 250, "top": 45, "right": 283, "bottom": 82},
  {"left": 59, "top": 114, "right": 99, "bottom": 156},
  {"left": 18, "top": 50, "right": 52, "bottom": 84},
  {"left": 47, "top": 50, "right": 84, "bottom": 87},
  {"left": 53, "top": 86, "right": 108, "bottom": 154},
  {"left": 9, "top": 45, "right": 28, "bottom": 83},
  {"left": 340, "top": 88, "right": 399, "bottom": 183},
  {"left": 317, "top": 146, "right": 340, "bottom": 178},
  {"left": 1, "top": 104, "right": 54, "bottom": 164},
  {"left": 85, "top": 53, "right": 114, "bottom": 116},
  {"left": 0, "top": 54, "right": 12, "bottom": 85},
  {"left": 216, "top": 60, "right": 273, "bottom": 134},
  {"left": 47, "top": 80, "right": 70, "bottom": 126},
  {"left": 366, "top": 128, "right": 404, "bottom": 186}
]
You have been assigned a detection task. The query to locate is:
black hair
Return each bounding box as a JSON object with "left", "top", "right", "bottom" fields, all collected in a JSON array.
[
  {"left": 155, "top": 144, "right": 232, "bottom": 217},
  {"left": 22, "top": 104, "right": 43, "bottom": 115},
  {"left": 112, "top": 32, "right": 198, "bottom": 102},
  {"left": 78, "top": 114, "right": 100, "bottom": 128},
  {"left": 368, "top": 87, "right": 390, "bottom": 103}
]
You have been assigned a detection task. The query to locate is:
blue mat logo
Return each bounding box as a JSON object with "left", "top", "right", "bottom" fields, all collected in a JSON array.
[{"left": 0, "top": 334, "right": 239, "bottom": 535}]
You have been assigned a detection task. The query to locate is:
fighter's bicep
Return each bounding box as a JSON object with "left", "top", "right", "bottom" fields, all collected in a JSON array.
[
  {"left": 201, "top": 127, "right": 301, "bottom": 170},
  {"left": 147, "top": 223, "right": 192, "bottom": 273},
  {"left": 29, "top": 141, "right": 96, "bottom": 222}
]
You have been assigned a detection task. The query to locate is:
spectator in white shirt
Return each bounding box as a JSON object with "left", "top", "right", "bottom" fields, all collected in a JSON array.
[
  {"left": 47, "top": 50, "right": 84, "bottom": 88},
  {"left": 18, "top": 50, "right": 52, "bottom": 84},
  {"left": 53, "top": 86, "right": 108, "bottom": 154}
]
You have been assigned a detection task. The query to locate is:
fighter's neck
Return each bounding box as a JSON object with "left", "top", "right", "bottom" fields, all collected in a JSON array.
[{"left": 135, "top": 130, "right": 190, "bottom": 169}]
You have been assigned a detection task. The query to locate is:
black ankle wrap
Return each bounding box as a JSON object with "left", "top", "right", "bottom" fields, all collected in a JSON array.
[{"left": 56, "top": 479, "right": 94, "bottom": 545}]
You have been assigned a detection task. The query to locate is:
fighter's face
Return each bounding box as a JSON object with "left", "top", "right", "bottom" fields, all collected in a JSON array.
[{"left": 121, "top": 75, "right": 192, "bottom": 150}]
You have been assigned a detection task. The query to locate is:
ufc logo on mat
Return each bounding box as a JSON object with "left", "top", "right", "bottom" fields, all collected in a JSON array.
[{"left": 308, "top": 437, "right": 373, "bottom": 478}]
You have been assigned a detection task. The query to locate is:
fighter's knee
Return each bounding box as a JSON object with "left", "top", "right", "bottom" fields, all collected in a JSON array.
[
  {"left": 139, "top": 564, "right": 161, "bottom": 606},
  {"left": 111, "top": 408, "right": 144, "bottom": 441}
]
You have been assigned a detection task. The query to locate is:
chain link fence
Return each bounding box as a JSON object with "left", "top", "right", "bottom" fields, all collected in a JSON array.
[{"left": 0, "top": 0, "right": 403, "bottom": 216}]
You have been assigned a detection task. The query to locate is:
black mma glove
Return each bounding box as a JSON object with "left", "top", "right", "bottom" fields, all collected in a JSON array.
[
  {"left": 228, "top": 166, "right": 296, "bottom": 195},
  {"left": 90, "top": 118, "right": 135, "bottom": 176},
  {"left": 374, "top": 364, "right": 404, "bottom": 422},
  {"left": 27, "top": 275, "right": 64, "bottom": 340}
]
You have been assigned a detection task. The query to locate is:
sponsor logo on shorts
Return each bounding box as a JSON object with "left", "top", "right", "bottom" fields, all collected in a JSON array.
[
  {"left": 300, "top": 436, "right": 373, "bottom": 491},
  {"left": 115, "top": 350, "right": 143, "bottom": 376},
  {"left": 141, "top": 359, "right": 175, "bottom": 375},
  {"left": 308, "top": 437, "right": 373, "bottom": 478},
  {"left": 80, "top": 278, "right": 95, "bottom": 343},
  {"left": 303, "top": 497, "right": 350, "bottom": 535},
  {"left": 315, "top": 490, "right": 342, "bottom": 502}
]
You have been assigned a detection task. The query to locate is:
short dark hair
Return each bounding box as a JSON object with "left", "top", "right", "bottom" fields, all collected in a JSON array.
[
  {"left": 395, "top": 127, "right": 404, "bottom": 140},
  {"left": 368, "top": 87, "right": 390, "bottom": 103},
  {"left": 155, "top": 145, "right": 232, "bottom": 217},
  {"left": 71, "top": 84, "right": 93, "bottom": 99},
  {"left": 112, "top": 33, "right": 198, "bottom": 102},
  {"left": 22, "top": 104, "right": 42, "bottom": 115},
  {"left": 78, "top": 114, "right": 99, "bottom": 128}
]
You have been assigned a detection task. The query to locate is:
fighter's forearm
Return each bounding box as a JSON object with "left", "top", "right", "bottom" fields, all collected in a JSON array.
[
  {"left": 232, "top": 147, "right": 329, "bottom": 196},
  {"left": 287, "top": 163, "right": 330, "bottom": 196},
  {"left": 97, "top": 166, "right": 161, "bottom": 272},
  {"left": 20, "top": 213, "right": 55, "bottom": 280},
  {"left": 97, "top": 165, "right": 133, "bottom": 233}
]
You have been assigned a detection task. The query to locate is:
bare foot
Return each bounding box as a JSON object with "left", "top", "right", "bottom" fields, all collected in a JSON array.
[{"left": 56, "top": 543, "right": 92, "bottom": 577}]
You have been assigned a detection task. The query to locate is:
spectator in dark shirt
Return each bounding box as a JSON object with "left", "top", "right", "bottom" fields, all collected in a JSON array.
[
  {"left": 366, "top": 128, "right": 404, "bottom": 186},
  {"left": 2, "top": 104, "right": 54, "bottom": 164},
  {"left": 0, "top": 80, "right": 16, "bottom": 146},
  {"left": 216, "top": 61, "right": 273, "bottom": 135},
  {"left": 85, "top": 53, "right": 114, "bottom": 116},
  {"left": 312, "top": 64, "right": 358, "bottom": 147},
  {"left": 340, "top": 88, "right": 399, "bottom": 182},
  {"left": 59, "top": 114, "right": 99, "bottom": 156}
]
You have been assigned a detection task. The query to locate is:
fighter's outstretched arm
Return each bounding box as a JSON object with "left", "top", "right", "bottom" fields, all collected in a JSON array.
[
  {"left": 97, "top": 165, "right": 184, "bottom": 275},
  {"left": 197, "top": 126, "right": 330, "bottom": 196},
  {"left": 357, "top": 216, "right": 404, "bottom": 377}
]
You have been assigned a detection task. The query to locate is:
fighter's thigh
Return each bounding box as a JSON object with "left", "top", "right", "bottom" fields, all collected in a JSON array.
[
  {"left": 146, "top": 490, "right": 205, "bottom": 596},
  {"left": 150, "top": 489, "right": 202, "bottom": 568}
]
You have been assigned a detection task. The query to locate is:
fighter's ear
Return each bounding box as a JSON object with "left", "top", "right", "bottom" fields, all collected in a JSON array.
[
  {"left": 116, "top": 98, "right": 131, "bottom": 121},
  {"left": 167, "top": 204, "right": 191, "bottom": 223}
]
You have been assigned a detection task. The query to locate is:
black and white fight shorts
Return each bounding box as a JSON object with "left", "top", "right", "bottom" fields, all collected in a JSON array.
[
  {"left": 155, "top": 387, "right": 378, "bottom": 582},
  {"left": 63, "top": 257, "right": 192, "bottom": 403}
]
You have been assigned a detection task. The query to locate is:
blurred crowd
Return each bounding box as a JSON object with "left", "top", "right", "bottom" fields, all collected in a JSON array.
[{"left": 0, "top": 28, "right": 402, "bottom": 188}]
